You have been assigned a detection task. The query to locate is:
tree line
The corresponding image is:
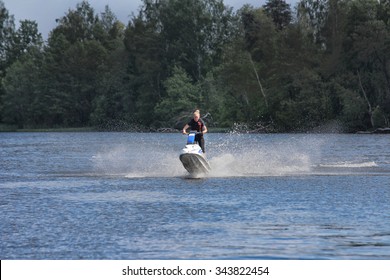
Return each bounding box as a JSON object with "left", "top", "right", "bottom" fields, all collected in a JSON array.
[{"left": 1, "top": 0, "right": 390, "bottom": 132}]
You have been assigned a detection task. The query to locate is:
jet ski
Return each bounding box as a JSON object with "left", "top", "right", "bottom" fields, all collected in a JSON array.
[{"left": 179, "top": 131, "right": 211, "bottom": 176}]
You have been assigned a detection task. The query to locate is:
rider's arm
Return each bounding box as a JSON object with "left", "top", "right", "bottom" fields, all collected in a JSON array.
[{"left": 182, "top": 124, "right": 189, "bottom": 134}]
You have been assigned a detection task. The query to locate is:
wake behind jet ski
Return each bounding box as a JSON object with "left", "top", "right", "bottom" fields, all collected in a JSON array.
[{"left": 179, "top": 131, "right": 211, "bottom": 176}]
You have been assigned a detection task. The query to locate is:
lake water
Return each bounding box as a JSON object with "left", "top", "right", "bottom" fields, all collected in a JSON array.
[{"left": 1, "top": 132, "right": 390, "bottom": 259}]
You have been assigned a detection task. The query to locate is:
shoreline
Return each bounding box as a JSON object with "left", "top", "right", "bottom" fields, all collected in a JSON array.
[{"left": 1, "top": 126, "right": 390, "bottom": 134}]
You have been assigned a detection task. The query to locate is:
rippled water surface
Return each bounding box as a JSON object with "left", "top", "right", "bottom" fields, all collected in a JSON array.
[{"left": 1, "top": 132, "right": 390, "bottom": 259}]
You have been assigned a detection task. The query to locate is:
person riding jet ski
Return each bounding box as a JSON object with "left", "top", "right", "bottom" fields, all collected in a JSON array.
[{"left": 182, "top": 109, "right": 208, "bottom": 155}]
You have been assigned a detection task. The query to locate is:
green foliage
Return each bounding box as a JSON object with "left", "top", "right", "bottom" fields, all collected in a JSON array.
[
  {"left": 2, "top": 0, "right": 390, "bottom": 132},
  {"left": 263, "top": 0, "right": 292, "bottom": 30},
  {"left": 91, "top": 45, "right": 133, "bottom": 127},
  {"left": 2, "top": 48, "right": 43, "bottom": 128},
  {"left": 0, "top": 0, "right": 15, "bottom": 122},
  {"left": 51, "top": 1, "right": 98, "bottom": 44},
  {"left": 0, "top": 0, "right": 15, "bottom": 69},
  {"left": 273, "top": 68, "right": 334, "bottom": 131},
  {"left": 154, "top": 66, "right": 201, "bottom": 127}
]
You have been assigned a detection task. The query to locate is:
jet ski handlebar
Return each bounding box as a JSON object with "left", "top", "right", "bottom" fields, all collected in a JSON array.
[{"left": 183, "top": 131, "right": 203, "bottom": 135}]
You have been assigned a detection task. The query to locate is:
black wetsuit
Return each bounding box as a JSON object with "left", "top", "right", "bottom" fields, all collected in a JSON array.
[{"left": 187, "top": 118, "right": 206, "bottom": 153}]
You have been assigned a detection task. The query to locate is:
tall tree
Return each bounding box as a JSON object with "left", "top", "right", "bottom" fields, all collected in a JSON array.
[
  {"left": 0, "top": 0, "right": 15, "bottom": 69},
  {"left": 124, "top": 12, "right": 165, "bottom": 125},
  {"left": 0, "top": 1, "right": 15, "bottom": 123},
  {"left": 297, "top": 0, "right": 329, "bottom": 45},
  {"left": 124, "top": 0, "right": 235, "bottom": 126},
  {"left": 154, "top": 66, "right": 201, "bottom": 127},
  {"left": 342, "top": 0, "right": 390, "bottom": 128},
  {"left": 158, "top": 0, "right": 233, "bottom": 80},
  {"left": 2, "top": 49, "right": 43, "bottom": 128},
  {"left": 10, "top": 20, "right": 43, "bottom": 61},
  {"left": 51, "top": 1, "right": 98, "bottom": 43},
  {"left": 43, "top": 1, "right": 115, "bottom": 127},
  {"left": 263, "top": 0, "right": 292, "bottom": 30}
]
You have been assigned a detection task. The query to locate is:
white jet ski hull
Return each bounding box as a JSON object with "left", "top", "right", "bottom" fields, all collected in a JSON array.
[
  {"left": 180, "top": 152, "right": 211, "bottom": 175},
  {"left": 180, "top": 132, "right": 211, "bottom": 176},
  {"left": 179, "top": 141, "right": 211, "bottom": 175}
]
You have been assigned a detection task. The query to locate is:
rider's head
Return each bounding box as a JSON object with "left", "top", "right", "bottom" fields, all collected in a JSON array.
[{"left": 193, "top": 109, "right": 200, "bottom": 121}]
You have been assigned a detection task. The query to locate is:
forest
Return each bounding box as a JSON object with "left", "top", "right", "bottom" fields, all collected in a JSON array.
[{"left": 1, "top": 0, "right": 390, "bottom": 132}]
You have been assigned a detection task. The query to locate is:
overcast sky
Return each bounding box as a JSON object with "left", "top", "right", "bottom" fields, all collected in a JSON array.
[{"left": 4, "top": 0, "right": 298, "bottom": 39}]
